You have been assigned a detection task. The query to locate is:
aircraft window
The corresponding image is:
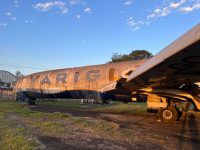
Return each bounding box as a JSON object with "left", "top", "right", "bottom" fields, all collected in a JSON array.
[
  {"left": 109, "top": 68, "right": 115, "bottom": 81},
  {"left": 74, "top": 72, "right": 79, "bottom": 83}
]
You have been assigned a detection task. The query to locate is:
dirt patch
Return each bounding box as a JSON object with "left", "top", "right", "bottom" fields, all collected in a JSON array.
[
  {"left": 2, "top": 101, "right": 200, "bottom": 150},
  {"left": 37, "top": 136, "right": 81, "bottom": 150},
  {"left": 30, "top": 105, "right": 101, "bottom": 118},
  {"left": 29, "top": 105, "right": 156, "bottom": 124},
  {"left": 37, "top": 135, "right": 166, "bottom": 150},
  {"left": 29, "top": 104, "right": 200, "bottom": 150}
]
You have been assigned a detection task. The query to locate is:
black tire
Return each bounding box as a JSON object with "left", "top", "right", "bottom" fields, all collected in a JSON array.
[
  {"left": 159, "top": 105, "right": 178, "bottom": 123},
  {"left": 16, "top": 92, "right": 26, "bottom": 101},
  {"left": 177, "top": 109, "right": 183, "bottom": 120},
  {"left": 28, "top": 98, "right": 36, "bottom": 105},
  {"left": 28, "top": 101, "right": 35, "bottom": 105}
]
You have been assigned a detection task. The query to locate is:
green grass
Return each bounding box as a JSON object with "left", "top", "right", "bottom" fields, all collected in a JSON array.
[
  {"left": 0, "top": 100, "right": 71, "bottom": 149},
  {"left": 0, "top": 101, "right": 32, "bottom": 114},
  {"left": 37, "top": 99, "right": 82, "bottom": 109},
  {"left": 36, "top": 99, "right": 119, "bottom": 109},
  {"left": 0, "top": 128, "right": 34, "bottom": 150},
  {"left": 92, "top": 102, "right": 147, "bottom": 114},
  {"left": 32, "top": 121, "right": 66, "bottom": 134},
  {"left": 0, "top": 102, "right": 35, "bottom": 150},
  {"left": 0, "top": 99, "right": 147, "bottom": 149},
  {"left": 36, "top": 99, "right": 147, "bottom": 114}
]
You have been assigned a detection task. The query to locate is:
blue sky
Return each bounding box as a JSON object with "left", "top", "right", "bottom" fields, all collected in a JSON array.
[{"left": 0, "top": 0, "right": 200, "bottom": 75}]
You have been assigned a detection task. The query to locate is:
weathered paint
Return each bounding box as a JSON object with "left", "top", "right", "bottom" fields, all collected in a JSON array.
[{"left": 15, "top": 60, "right": 146, "bottom": 99}]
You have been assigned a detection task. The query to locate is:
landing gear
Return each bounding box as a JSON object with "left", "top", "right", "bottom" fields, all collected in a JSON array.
[
  {"left": 28, "top": 99, "right": 36, "bottom": 105},
  {"left": 159, "top": 105, "right": 178, "bottom": 123},
  {"left": 28, "top": 101, "right": 35, "bottom": 106},
  {"left": 16, "top": 92, "right": 36, "bottom": 105},
  {"left": 16, "top": 92, "right": 26, "bottom": 101}
]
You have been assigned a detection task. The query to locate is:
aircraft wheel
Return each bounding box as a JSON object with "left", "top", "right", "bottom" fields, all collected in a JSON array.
[
  {"left": 28, "top": 101, "right": 35, "bottom": 105},
  {"left": 159, "top": 105, "right": 178, "bottom": 123},
  {"left": 16, "top": 92, "right": 26, "bottom": 101},
  {"left": 28, "top": 98, "right": 36, "bottom": 105}
]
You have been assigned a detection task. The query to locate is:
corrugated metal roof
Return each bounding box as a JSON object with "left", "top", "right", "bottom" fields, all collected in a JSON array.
[{"left": 0, "top": 70, "right": 17, "bottom": 83}]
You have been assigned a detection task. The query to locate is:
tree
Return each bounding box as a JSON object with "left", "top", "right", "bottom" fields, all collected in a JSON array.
[
  {"left": 129, "top": 50, "right": 153, "bottom": 60},
  {"left": 109, "top": 50, "right": 153, "bottom": 63},
  {"left": 15, "top": 71, "right": 24, "bottom": 80},
  {"left": 111, "top": 53, "right": 123, "bottom": 63}
]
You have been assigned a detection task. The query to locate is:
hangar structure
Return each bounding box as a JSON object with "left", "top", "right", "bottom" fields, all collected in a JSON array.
[{"left": 0, "top": 70, "right": 17, "bottom": 85}]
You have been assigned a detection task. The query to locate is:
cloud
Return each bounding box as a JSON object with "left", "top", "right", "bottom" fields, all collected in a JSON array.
[
  {"left": 127, "top": 17, "right": 136, "bottom": 26},
  {"left": 5, "top": 12, "right": 17, "bottom": 21},
  {"left": 24, "top": 20, "right": 34, "bottom": 23},
  {"left": 76, "top": 15, "right": 81, "bottom": 19},
  {"left": 0, "top": 23, "right": 7, "bottom": 27},
  {"left": 127, "top": 0, "right": 187, "bottom": 31},
  {"left": 14, "top": 0, "right": 19, "bottom": 7},
  {"left": 132, "top": 26, "right": 140, "bottom": 31},
  {"left": 127, "top": 17, "right": 149, "bottom": 31},
  {"left": 169, "top": 0, "right": 186, "bottom": 9},
  {"left": 6, "top": 12, "right": 12, "bottom": 16},
  {"left": 84, "top": 7, "right": 92, "bottom": 14},
  {"left": 147, "top": 0, "right": 186, "bottom": 19},
  {"left": 12, "top": 17, "right": 17, "bottom": 21},
  {"left": 126, "top": 0, "right": 200, "bottom": 31},
  {"left": 146, "top": 0, "right": 199, "bottom": 18},
  {"left": 180, "top": 2, "right": 200, "bottom": 12},
  {"left": 124, "top": 0, "right": 133, "bottom": 5},
  {"left": 70, "top": 0, "right": 81, "bottom": 5},
  {"left": 34, "top": 1, "right": 68, "bottom": 14}
]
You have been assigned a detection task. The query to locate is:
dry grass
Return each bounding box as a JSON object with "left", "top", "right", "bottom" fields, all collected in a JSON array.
[{"left": 0, "top": 100, "right": 148, "bottom": 149}]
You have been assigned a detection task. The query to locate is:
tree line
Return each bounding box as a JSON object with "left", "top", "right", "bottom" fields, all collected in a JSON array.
[{"left": 109, "top": 50, "right": 153, "bottom": 63}]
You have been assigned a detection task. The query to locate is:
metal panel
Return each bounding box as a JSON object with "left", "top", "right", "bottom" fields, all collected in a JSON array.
[
  {"left": 15, "top": 60, "right": 145, "bottom": 96},
  {"left": 127, "top": 23, "right": 200, "bottom": 89},
  {"left": 0, "top": 70, "right": 17, "bottom": 83}
]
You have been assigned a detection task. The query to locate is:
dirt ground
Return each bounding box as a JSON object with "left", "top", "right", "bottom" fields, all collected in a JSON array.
[
  {"left": 29, "top": 103, "right": 200, "bottom": 150},
  {"left": 1, "top": 100, "right": 200, "bottom": 150}
]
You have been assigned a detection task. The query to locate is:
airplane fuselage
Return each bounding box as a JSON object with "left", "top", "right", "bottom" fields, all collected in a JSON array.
[{"left": 15, "top": 60, "right": 146, "bottom": 100}]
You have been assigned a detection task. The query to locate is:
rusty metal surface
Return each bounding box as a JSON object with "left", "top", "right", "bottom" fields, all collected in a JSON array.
[{"left": 15, "top": 60, "right": 146, "bottom": 95}]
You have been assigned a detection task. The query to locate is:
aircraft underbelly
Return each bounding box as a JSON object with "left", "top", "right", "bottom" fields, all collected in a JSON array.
[
  {"left": 17, "top": 88, "right": 132, "bottom": 102},
  {"left": 19, "top": 90, "right": 115, "bottom": 100}
]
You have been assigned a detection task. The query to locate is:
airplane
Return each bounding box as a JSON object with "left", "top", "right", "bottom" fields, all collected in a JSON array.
[{"left": 14, "top": 23, "right": 200, "bottom": 123}]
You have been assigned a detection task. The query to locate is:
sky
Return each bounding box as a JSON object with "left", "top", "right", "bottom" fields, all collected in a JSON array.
[{"left": 0, "top": 0, "right": 200, "bottom": 75}]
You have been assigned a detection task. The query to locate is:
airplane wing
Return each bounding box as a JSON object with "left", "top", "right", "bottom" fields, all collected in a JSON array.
[
  {"left": 101, "top": 24, "right": 200, "bottom": 96},
  {"left": 124, "top": 23, "right": 200, "bottom": 91}
]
